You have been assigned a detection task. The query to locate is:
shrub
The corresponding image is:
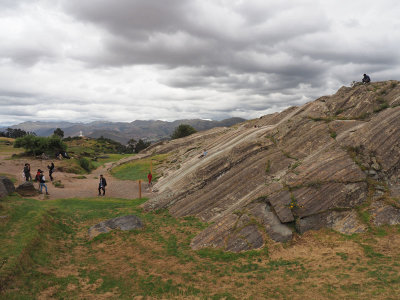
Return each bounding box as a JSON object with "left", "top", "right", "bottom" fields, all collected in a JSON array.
[
  {"left": 14, "top": 135, "right": 66, "bottom": 156},
  {"left": 78, "top": 157, "right": 94, "bottom": 172},
  {"left": 171, "top": 124, "right": 197, "bottom": 139}
]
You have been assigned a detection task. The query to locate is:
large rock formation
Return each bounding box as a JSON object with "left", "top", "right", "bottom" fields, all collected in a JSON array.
[
  {"left": 16, "top": 182, "right": 38, "bottom": 197},
  {"left": 138, "top": 81, "right": 400, "bottom": 252},
  {"left": 88, "top": 215, "right": 143, "bottom": 239},
  {"left": 0, "top": 176, "right": 15, "bottom": 199}
]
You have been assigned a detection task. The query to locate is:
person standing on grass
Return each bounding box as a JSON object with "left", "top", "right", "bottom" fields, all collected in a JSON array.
[
  {"left": 98, "top": 174, "right": 107, "bottom": 196},
  {"left": 47, "top": 162, "right": 55, "bottom": 181},
  {"left": 39, "top": 170, "right": 49, "bottom": 195},
  {"left": 147, "top": 171, "right": 153, "bottom": 189}
]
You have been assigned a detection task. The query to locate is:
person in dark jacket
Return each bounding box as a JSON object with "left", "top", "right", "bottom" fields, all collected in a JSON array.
[
  {"left": 47, "top": 162, "right": 55, "bottom": 181},
  {"left": 362, "top": 74, "right": 371, "bottom": 84},
  {"left": 98, "top": 174, "right": 107, "bottom": 196},
  {"left": 23, "top": 163, "right": 32, "bottom": 181},
  {"left": 39, "top": 170, "right": 49, "bottom": 195}
]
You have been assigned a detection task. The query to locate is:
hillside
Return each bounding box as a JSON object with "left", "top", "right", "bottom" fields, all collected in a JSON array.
[
  {"left": 141, "top": 80, "right": 400, "bottom": 252},
  {"left": 4, "top": 118, "right": 245, "bottom": 144}
]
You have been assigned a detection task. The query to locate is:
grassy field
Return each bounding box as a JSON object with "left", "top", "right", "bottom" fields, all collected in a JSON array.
[
  {"left": 1, "top": 137, "right": 133, "bottom": 175},
  {"left": 111, "top": 154, "right": 168, "bottom": 181},
  {"left": 0, "top": 138, "right": 23, "bottom": 156},
  {"left": 1, "top": 194, "right": 400, "bottom": 299}
]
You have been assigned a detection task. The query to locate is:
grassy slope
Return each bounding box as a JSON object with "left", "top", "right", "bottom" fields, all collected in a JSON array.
[
  {"left": 111, "top": 154, "right": 168, "bottom": 181},
  {"left": 1, "top": 195, "right": 400, "bottom": 299}
]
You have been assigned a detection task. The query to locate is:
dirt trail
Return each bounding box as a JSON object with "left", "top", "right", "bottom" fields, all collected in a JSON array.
[{"left": 0, "top": 155, "right": 151, "bottom": 200}]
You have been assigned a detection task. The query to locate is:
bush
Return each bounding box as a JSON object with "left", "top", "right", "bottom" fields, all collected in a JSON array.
[
  {"left": 53, "top": 128, "right": 64, "bottom": 138},
  {"left": 78, "top": 157, "right": 94, "bottom": 172},
  {"left": 171, "top": 124, "right": 197, "bottom": 139},
  {"left": 14, "top": 135, "right": 67, "bottom": 156}
]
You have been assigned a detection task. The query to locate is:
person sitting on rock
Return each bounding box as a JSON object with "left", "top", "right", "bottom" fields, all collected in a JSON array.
[
  {"left": 199, "top": 149, "right": 208, "bottom": 158},
  {"left": 362, "top": 74, "right": 371, "bottom": 84}
]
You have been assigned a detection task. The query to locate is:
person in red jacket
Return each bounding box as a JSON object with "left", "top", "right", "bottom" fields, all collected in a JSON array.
[{"left": 147, "top": 171, "right": 153, "bottom": 189}]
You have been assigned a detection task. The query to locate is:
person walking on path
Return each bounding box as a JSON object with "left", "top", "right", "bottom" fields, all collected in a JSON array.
[
  {"left": 23, "top": 163, "right": 32, "bottom": 181},
  {"left": 39, "top": 170, "right": 49, "bottom": 195},
  {"left": 47, "top": 162, "right": 55, "bottom": 181},
  {"left": 98, "top": 174, "right": 107, "bottom": 196},
  {"left": 147, "top": 171, "right": 153, "bottom": 189}
]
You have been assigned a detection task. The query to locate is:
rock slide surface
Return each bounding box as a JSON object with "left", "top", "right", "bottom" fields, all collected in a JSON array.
[{"left": 140, "top": 81, "right": 400, "bottom": 252}]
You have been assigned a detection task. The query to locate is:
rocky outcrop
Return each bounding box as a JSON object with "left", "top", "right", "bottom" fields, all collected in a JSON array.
[
  {"left": 0, "top": 176, "right": 15, "bottom": 199},
  {"left": 88, "top": 215, "right": 143, "bottom": 239},
  {"left": 138, "top": 81, "right": 400, "bottom": 252},
  {"left": 15, "top": 182, "right": 37, "bottom": 197},
  {"left": 369, "top": 201, "right": 400, "bottom": 226}
]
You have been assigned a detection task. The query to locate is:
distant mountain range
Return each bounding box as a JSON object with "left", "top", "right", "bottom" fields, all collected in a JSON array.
[{"left": 2, "top": 118, "right": 246, "bottom": 144}]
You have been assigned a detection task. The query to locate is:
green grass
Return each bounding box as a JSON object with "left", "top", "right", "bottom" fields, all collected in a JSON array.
[
  {"left": 2, "top": 194, "right": 400, "bottom": 299},
  {"left": 91, "top": 154, "right": 133, "bottom": 169},
  {"left": 0, "top": 138, "right": 23, "bottom": 155},
  {"left": 111, "top": 154, "right": 168, "bottom": 181},
  {"left": 52, "top": 180, "right": 64, "bottom": 188}
]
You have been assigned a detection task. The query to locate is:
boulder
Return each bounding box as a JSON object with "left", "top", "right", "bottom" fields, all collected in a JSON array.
[
  {"left": 248, "top": 202, "right": 293, "bottom": 242},
  {"left": 88, "top": 215, "right": 143, "bottom": 239},
  {"left": 296, "top": 210, "right": 366, "bottom": 234},
  {"left": 0, "top": 176, "right": 15, "bottom": 198},
  {"left": 15, "top": 182, "right": 38, "bottom": 197},
  {"left": 191, "top": 213, "right": 265, "bottom": 252},
  {"left": 369, "top": 201, "right": 400, "bottom": 226}
]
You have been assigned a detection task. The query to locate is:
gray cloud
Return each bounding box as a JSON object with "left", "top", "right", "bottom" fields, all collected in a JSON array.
[{"left": 1, "top": 0, "right": 400, "bottom": 126}]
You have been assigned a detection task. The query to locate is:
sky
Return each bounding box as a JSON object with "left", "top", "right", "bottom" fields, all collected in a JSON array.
[{"left": 1, "top": 0, "right": 400, "bottom": 126}]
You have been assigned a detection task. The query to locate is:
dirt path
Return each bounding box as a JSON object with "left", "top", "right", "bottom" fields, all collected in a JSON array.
[{"left": 0, "top": 155, "right": 152, "bottom": 200}]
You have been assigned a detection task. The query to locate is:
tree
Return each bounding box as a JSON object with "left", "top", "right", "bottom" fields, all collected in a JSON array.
[
  {"left": 127, "top": 138, "right": 137, "bottom": 153},
  {"left": 135, "top": 139, "right": 151, "bottom": 153},
  {"left": 53, "top": 128, "right": 64, "bottom": 138},
  {"left": 0, "top": 128, "right": 33, "bottom": 138},
  {"left": 14, "top": 135, "right": 67, "bottom": 156},
  {"left": 171, "top": 124, "right": 197, "bottom": 139}
]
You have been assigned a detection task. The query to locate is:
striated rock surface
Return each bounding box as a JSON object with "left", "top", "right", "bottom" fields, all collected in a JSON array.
[
  {"left": 369, "top": 201, "right": 400, "bottom": 226},
  {"left": 0, "top": 176, "right": 15, "bottom": 199},
  {"left": 88, "top": 215, "right": 143, "bottom": 239},
  {"left": 135, "top": 81, "right": 400, "bottom": 252}
]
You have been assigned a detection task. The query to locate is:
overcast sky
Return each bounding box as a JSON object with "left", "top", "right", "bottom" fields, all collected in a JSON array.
[{"left": 1, "top": 0, "right": 400, "bottom": 126}]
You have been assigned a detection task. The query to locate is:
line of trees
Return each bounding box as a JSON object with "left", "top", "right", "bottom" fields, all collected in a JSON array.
[
  {"left": 13, "top": 134, "right": 67, "bottom": 156},
  {"left": 0, "top": 128, "right": 35, "bottom": 138},
  {"left": 127, "top": 138, "right": 151, "bottom": 153},
  {"left": 7, "top": 123, "right": 195, "bottom": 156}
]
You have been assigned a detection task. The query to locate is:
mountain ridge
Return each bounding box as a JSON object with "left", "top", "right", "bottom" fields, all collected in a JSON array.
[{"left": 2, "top": 117, "right": 246, "bottom": 144}]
